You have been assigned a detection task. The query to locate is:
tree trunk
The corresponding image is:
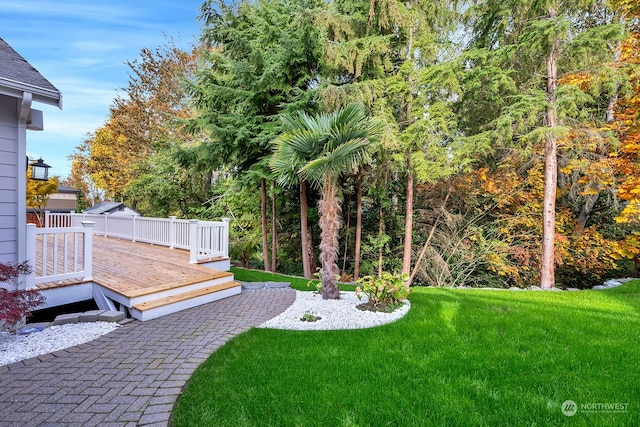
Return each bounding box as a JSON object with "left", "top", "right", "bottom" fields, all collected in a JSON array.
[
  {"left": 576, "top": 186, "right": 599, "bottom": 234},
  {"left": 402, "top": 23, "right": 415, "bottom": 278},
  {"left": 378, "top": 206, "right": 384, "bottom": 278},
  {"left": 540, "top": 9, "right": 558, "bottom": 289},
  {"left": 319, "top": 179, "right": 341, "bottom": 299},
  {"left": 354, "top": 172, "right": 363, "bottom": 280},
  {"left": 402, "top": 152, "right": 414, "bottom": 277},
  {"left": 261, "top": 178, "right": 271, "bottom": 272},
  {"left": 271, "top": 181, "right": 277, "bottom": 272},
  {"left": 309, "top": 225, "right": 317, "bottom": 273},
  {"left": 605, "top": 41, "right": 623, "bottom": 124},
  {"left": 300, "top": 181, "right": 312, "bottom": 279},
  {"left": 342, "top": 199, "right": 351, "bottom": 274}
]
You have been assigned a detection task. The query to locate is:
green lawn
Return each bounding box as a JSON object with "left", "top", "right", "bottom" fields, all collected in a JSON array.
[
  {"left": 171, "top": 273, "right": 639, "bottom": 426},
  {"left": 231, "top": 267, "right": 357, "bottom": 291}
]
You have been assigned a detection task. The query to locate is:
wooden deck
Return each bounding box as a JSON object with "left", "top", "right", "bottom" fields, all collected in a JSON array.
[
  {"left": 35, "top": 236, "right": 239, "bottom": 321},
  {"left": 36, "top": 236, "right": 230, "bottom": 296}
]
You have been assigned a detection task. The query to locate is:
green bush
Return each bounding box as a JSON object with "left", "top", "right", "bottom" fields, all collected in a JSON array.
[{"left": 355, "top": 272, "right": 411, "bottom": 311}]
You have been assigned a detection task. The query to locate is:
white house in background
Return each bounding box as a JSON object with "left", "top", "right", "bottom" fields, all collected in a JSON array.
[
  {"left": 0, "top": 37, "right": 62, "bottom": 287},
  {"left": 84, "top": 201, "right": 140, "bottom": 216}
]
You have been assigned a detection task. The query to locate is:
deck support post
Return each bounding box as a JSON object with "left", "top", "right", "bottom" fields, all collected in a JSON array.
[
  {"left": 81, "top": 221, "right": 95, "bottom": 281},
  {"left": 189, "top": 220, "right": 199, "bottom": 263}
]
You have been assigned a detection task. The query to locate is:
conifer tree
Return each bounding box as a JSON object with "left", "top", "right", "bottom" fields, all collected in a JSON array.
[
  {"left": 463, "top": 0, "right": 628, "bottom": 288},
  {"left": 188, "top": 0, "right": 322, "bottom": 271}
]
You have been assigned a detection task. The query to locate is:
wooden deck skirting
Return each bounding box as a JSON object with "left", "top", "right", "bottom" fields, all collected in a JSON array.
[{"left": 36, "top": 236, "right": 231, "bottom": 299}]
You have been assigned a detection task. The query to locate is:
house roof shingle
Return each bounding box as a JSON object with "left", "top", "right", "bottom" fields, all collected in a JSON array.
[
  {"left": 0, "top": 37, "right": 62, "bottom": 107},
  {"left": 57, "top": 185, "right": 79, "bottom": 194}
]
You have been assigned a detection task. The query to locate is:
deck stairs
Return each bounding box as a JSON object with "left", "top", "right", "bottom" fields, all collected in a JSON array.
[{"left": 93, "top": 264, "right": 241, "bottom": 321}]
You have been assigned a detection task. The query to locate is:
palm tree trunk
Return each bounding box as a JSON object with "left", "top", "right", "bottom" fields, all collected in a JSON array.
[
  {"left": 300, "top": 181, "right": 312, "bottom": 279},
  {"left": 354, "top": 172, "right": 363, "bottom": 280},
  {"left": 261, "top": 178, "right": 271, "bottom": 272},
  {"left": 319, "top": 178, "right": 341, "bottom": 299}
]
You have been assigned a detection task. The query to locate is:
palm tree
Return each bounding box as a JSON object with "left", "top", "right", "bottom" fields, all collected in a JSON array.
[{"left": 271, "top": 105, "right": 380, "bottom": 299}]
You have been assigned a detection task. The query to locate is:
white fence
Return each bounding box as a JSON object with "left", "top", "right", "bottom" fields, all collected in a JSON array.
[
  {"left": 26, "top": 222, "right": 94, "bottom": 289},
  {"left": 45, "top": 212, "right": 229, "bottom": 263}
]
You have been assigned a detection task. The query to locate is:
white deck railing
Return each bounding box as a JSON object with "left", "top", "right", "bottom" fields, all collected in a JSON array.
[
  {"left": 46, "top": 212, "right": 229, "bottom": 263},
  {"left": 26, "top": 222, "right": 94, "bottom": 289},
  {"left": 44, "top": 211, "right": 74, "bottom": 228}
]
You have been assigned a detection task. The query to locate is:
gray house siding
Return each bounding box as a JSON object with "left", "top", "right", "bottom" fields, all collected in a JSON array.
[
  {"left": 0, "top": 94, "right": 18, "bottom": 264},
  {"left": 0, "top": 38, "right": 61, "bottom": 290}
]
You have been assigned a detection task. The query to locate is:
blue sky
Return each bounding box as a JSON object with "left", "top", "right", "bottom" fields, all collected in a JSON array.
[{"left": 1, "top": 0, "right": 202, "bottom": 178}]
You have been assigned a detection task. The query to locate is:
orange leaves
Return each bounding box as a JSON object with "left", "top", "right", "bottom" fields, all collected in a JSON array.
[
  {"left": 559, "top": 71, "right": 591, "bottom": 90},
  {"left": 614, "top": 232, "right": 640, "bottom": 260}
]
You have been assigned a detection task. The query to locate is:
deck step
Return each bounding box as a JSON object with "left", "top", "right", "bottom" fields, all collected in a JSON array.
[
  {"left": 125, "top": 270, "right": 234, "bottom": 298},
  {"left": 129, "top": 281, "right": 242, "bottom": 321}
]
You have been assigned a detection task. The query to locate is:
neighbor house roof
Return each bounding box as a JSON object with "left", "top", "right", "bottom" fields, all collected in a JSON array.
[
  {"left": 0, "top": 37, "right": 62, "bottom": 107},
  {"left": 84, "top": 202, "right": 139, "bottom": 215},
  {"left": 57, "top": 185, "right": 79, "bottom": 194}
]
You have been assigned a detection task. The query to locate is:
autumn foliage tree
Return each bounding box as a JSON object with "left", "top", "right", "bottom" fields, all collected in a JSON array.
[
  {"left": 26, "top": 167, "right": 59, "bottom": 226},
  {"left": 69, "top": 41, "right": 200, "bottom": 210}
]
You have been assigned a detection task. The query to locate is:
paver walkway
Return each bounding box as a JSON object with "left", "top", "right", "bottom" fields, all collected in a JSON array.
[{"left": 0, "top": 289, "right": 296, "bottom": 427}]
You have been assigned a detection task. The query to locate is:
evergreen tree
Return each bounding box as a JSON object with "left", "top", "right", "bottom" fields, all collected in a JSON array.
[
  {"left": 187, "top": 0, "right": 322, "bottom": 270},
  {"left": 316, "top": 0, "right": 464, "bottom": 281},
  {"left": 462, "top": 0, "right": 628, "bottom": 287}
]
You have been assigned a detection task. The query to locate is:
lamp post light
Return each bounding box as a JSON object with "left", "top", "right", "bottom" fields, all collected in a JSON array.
[{"left": 28, "top": 157, "right": 52, "bottom": 181}]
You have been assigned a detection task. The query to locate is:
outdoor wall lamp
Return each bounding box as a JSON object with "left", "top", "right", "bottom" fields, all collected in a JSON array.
[{"left": 26, "top": 157, "right": 51, "bottom": 181}]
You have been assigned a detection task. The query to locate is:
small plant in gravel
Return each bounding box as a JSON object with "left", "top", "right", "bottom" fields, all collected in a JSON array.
[
  {"left": 356, "top": 272, "right": 411, "bottom": 313},
  {"left": 0, "top": 261, "right": 44, "bottom": 330},
  {"left": 300, "top": 310, "right": 321, "bottom": 322}
]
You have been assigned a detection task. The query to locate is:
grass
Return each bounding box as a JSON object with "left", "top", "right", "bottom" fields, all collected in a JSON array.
[
  {"left": 231, "top": 267, "right": 357, "bottom": 292},
  {"left": 171, "top": 272, "right": 640, "bottom": 426}
]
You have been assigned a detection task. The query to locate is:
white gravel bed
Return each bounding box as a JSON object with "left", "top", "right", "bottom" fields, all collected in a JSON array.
[
  {"left": 0, "top": 322, "right": 120, "bottom": 366},
  {"left": 259, "top": 290, "right": 410, "bottom": 330}
]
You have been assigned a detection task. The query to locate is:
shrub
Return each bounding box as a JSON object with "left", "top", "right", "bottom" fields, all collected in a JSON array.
[
  {"left": 0, "top": 261, "right": 44, "bottom": 330},
  {"left": 355, "top": 272, "right": 411, "bottom": 312}
]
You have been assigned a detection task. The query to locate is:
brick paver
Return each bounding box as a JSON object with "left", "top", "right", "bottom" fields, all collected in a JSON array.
[{"left": 0, "top": 289, "right": 296, "bottom": 427}]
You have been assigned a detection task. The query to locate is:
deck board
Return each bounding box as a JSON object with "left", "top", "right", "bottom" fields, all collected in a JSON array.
[{"left": 36, "top": 236, "right": 231, "bottom": 299}]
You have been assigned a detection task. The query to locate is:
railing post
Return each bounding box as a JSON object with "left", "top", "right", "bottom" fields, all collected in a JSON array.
[
  {"left": 25, "top": 224, "right": 36, "bottom": 290},
  {"left": 169, "top": 216, "right": 176, "bottom": 249},
  {"left": 132, "top": 215, "right": 137, "bottom": 242},
  {"left": 70, "top": 211, "right": 79, "bottom": 227},
  {"left": 189, "top": 220, "right": 199, "bottom": 263},
  {"left": 104, "top": 212, "right": 109, "bottom": 238},
  {"left": 81, "top": 221, "right": 94, "bottom": 281},
  {"left": 45, "top": 210, "right": 51, "bottom": 228},
  {"left": 222, "top": 217, "right": 230, "bottom": 258}
]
